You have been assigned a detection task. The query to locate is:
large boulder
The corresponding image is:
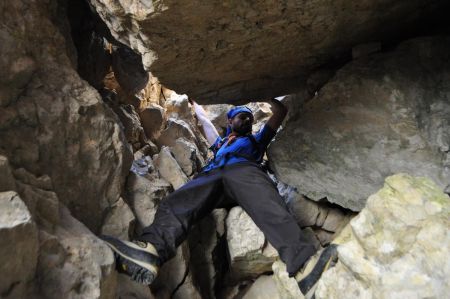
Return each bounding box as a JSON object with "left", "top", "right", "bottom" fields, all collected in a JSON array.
[
  {"left": 152, "top": 242, "right": 202, "bottom": 299},
  {"left": 270, "top": 37, "right": 450, "bottom": 211},
  {"left": 89, "top": 0, "right": 447, "bottom": 103},
  {"left": 315, "top": 174, "right": 450, "bottom": 299},
  {"left": 154, "top": 146, "right": 189, "bottom": 190},
  {"left": 38, "top": 205, "right": 117, "bottom": 299},
  {"left": 170, "top": 138, "right": 201, "bottom": 176},
  {"left": 111, "top": 45, "right": 149, "bottom": 95},
  {"left": 242, "top": 275, "right": 281, "bottom": 299},
  {"left": 125, "top": 172, "right": 171, "bottom": 229},
  {"left": 101, "top": 197, "right": 135, "bottom": 240},
  {"left": 0, "top": 0, "right": 132, "bottom": 232},
  {"left": 0, "top": 155, "right": 16, "bottom": 191},
  {"left": 226, "top": 206, "right": 278, "bottom": 281},
  {"left": 0, "top": 191, "right": 38, "bottom": 299}
]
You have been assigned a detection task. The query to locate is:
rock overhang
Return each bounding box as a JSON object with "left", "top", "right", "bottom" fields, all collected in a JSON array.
[{"left": 90, "top": 0, "right": 449, "bottom": 104}]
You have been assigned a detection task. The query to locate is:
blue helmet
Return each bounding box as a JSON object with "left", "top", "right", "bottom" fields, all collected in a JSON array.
[{"left": 227, "top": 106, "right": 253, "bottom": 120}]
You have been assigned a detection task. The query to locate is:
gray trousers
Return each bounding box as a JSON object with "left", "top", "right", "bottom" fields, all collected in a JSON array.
[{"left": 139, "top": 162, "right": 316, "bottom": 276}]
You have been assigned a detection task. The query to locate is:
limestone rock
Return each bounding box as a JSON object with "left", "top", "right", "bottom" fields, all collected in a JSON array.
[
  {"left": 0, "top": 155, "right": 16, "bottom": 191},
  {"left": 270, "top": 37, "right": 450, "bottom": 211},
  {"left": 90, "top": 0, "right": 446, "bottom": 103},
  {"left": 189, "top": 209, "right": 228, "bottom": 299},
  {"left": 321, "top": 208, "right": 348, "bottom": 233},
  {"left": 139, "top": 104, "right": 165, "bottom": 141},
  {"left": 152, "top": 242, "right": 202, "bottom": 299},
  {"left": 116, "top": 274, "right": 155, "bottom": 299},
  {"left": 165, "top": 93, "right": 193, "bottom": 121},
  {"left": 170, "top": 138, "right": 199, "bottom": 176},
  {"left": 112, "top": 45, "right": 149, "bottom": 94},
  {"left": 242, "top": 275, "right": 281, "bottom": 299},
  {"left": 38, "top": 205, "right": 117, "bottom": 299},
  {"left": 134, "top": 143, "right": 159, "bottom": 160},
  {"left": 13, "top": 168, "right": 60, "bottom": 227},
  {"left": 0, "top": 0, "right": 132, "bottom": 232},
  {"left": 315, "top": 174, "right": 450, "bottom": 299},
  {"left": 125, "top": 172, "right": 171, "bottom": 229},
  {"left": 15, "top": 180, "right": 60, "bottom": 227},
  {"left": 203, "top": 103, "right": 232, "bottom": 135},
  {"left": 352, "top": 42, "right": 381, "bottom": 59},
  {"left": 13, "top": 168, "right": 52, "bottom": 191},
  {"left": 154, "top": 147, "right": 189, "bottom": 190},
  {"left": 115, "top": 104, "right": 147, "bottom": 150},
  {"left": 272, "top": 260, "right": 304, "bottom": 299},
  {"left": 157, "top": 118, "right": 198, "bottom": 148},
  {"left": 226, "top": 206, "right": 278, "bottom": 281},
  {"left": 0, "top": 191, "right": 38, "bottom": 299},
  {"left": 101, "top": 197, "right": 135, "bottom": 240},
  {"left": 288, "top": 193, "right": 320, "bottom": 228}
]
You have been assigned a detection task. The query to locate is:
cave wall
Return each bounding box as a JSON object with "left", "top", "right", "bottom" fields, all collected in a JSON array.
[
  {"left": 0, "top": 0, "right": 131, "bottom": 232},
  {"left": 269, "top": 36, "right": 450, "bottom": 210},
  {"left": 89, "top": 0, "right": 448, "bottom": 103}
]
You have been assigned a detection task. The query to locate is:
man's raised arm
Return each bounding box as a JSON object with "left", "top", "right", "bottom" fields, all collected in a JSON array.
[
  {"left": 265, "top": 98, "right": 288, "bottom": 131},
  {"left": 190, "top": 100, "right": 220, "bottom": 145}
]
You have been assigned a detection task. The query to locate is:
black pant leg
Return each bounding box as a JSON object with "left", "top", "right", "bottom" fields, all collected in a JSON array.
[
  {"left": 138, "top": 171, "right": 223, "bottom": 263},
  {"left": 222, "top": 163, "right": 316, "bottom": 275}
]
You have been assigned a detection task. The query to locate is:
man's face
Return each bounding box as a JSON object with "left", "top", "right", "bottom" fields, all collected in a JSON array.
[{"left": 229, "top": 112, "right": 253, "bottom": 135}]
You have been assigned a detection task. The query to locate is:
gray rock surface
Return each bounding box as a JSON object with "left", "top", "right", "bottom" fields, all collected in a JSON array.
[
  {"left": 89, "top": 0, "right": 446, "bottom": 103},
  {"left": 112, "top": 45, "right": 149, "bottom": 95},
  {"left": 125, "top": 172, "right": 171, "bottom": 229},
  {"left": 101, "top": 197, "right": 135, "bottom": 240},
  {"left": 242, "top": 275, "right": 281, "bottom": 299},
  {"left": 272, "top": 260, "right": 304, "bottom": 299},
  {"left": 154, "top": 146, "right": 189, "bottom": 189},
  {"left": 139, "top": 105, "right": 165, "bottom": 141},
  {"left": 152, "top": 242, "right": 202, "bottom": 299},
  {"left": 0, "top": 0, "right": 132, "bottom": 232},
  {"left": 0, "top": 192, "right": 38, "bottom": 299},
  {"left": 170, "top": 138, "right": 200, "bottom": 176},
  {"left": 316, "top": 174, "right": 450, "bottom": 299},
  {"left": 270, "top": 37, "right": 450, "bottom": 211},
  {"left": 0, "top": 155, "right": 16, "bottom": 191},
  {"left": 226, "top": 206, "right": 278, "bottom": 281},
  {"left": 116, "top": 275, "right": 155, "bottom": 299},
  {"left": 114, "top": 104, "right": 147, "bottom": 150},
  {"left": 38, "top": 205, "right": 117, "bottom": 299}
]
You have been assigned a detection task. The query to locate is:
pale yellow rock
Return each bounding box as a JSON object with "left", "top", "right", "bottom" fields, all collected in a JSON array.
[
  {"left": 272, "top": 260, "right": 304, "bottom": 299},
  {"left": 154, "top": 146, "right": 189, "bottom": 190},
  {"left": 315, "top": 174, "right": 450, "bottom": 299},
  {"left": 226, "top": 207, "right": 278, "bottom": 280}
]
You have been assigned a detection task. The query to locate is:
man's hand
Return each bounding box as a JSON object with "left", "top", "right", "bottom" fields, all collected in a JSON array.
[{"left": 264, "top": 97, "right": 288, "bottom": 131}]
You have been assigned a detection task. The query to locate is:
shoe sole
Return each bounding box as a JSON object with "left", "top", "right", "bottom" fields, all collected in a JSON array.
[
  {"left": 100, "top": 235, "right": 160, "bottom": 279},
  {"left": 298, "top": 244, "right": 338, "bottom": 295}
]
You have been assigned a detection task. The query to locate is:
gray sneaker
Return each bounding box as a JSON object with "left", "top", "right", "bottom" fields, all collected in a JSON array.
[{"left": 100, "top": 235, "right": 161, "bottom": 285}]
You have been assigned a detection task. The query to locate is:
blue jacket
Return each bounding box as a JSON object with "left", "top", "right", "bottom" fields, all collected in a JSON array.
[{"left": 202, "top": 124, "right": 276, "bottom": 172}]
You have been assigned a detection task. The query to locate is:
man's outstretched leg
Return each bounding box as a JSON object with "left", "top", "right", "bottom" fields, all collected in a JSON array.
[
  {"left": 101, "top": 170, "right": 224, "bottom": 284},
  {"left": 222, "top": 163, "right": 337, "bottom": 296}
]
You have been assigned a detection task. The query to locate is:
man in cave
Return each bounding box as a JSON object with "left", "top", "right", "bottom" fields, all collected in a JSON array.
[{"left": 101, "top": 97, "right": 337, "bottom": 296}]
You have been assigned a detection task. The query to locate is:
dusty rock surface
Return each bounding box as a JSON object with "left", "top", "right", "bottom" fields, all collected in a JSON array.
[
  {"left": 226, "top": 206, "right": 278, "bottom": 281},
  {"left": 89, "top": 0, "right": 446, "bottom": 103},
  {"left": 0, "top": 191, "right": 38, "bottom": 299},
  {"left": 316, "top": 174, "right": 450, "bottom": 299},
  {"left": 270, "top": 37, "right": 450, "bottom": 211},
  {"left": 0, "top": 0, "right": 132, "bottom": 232}
]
